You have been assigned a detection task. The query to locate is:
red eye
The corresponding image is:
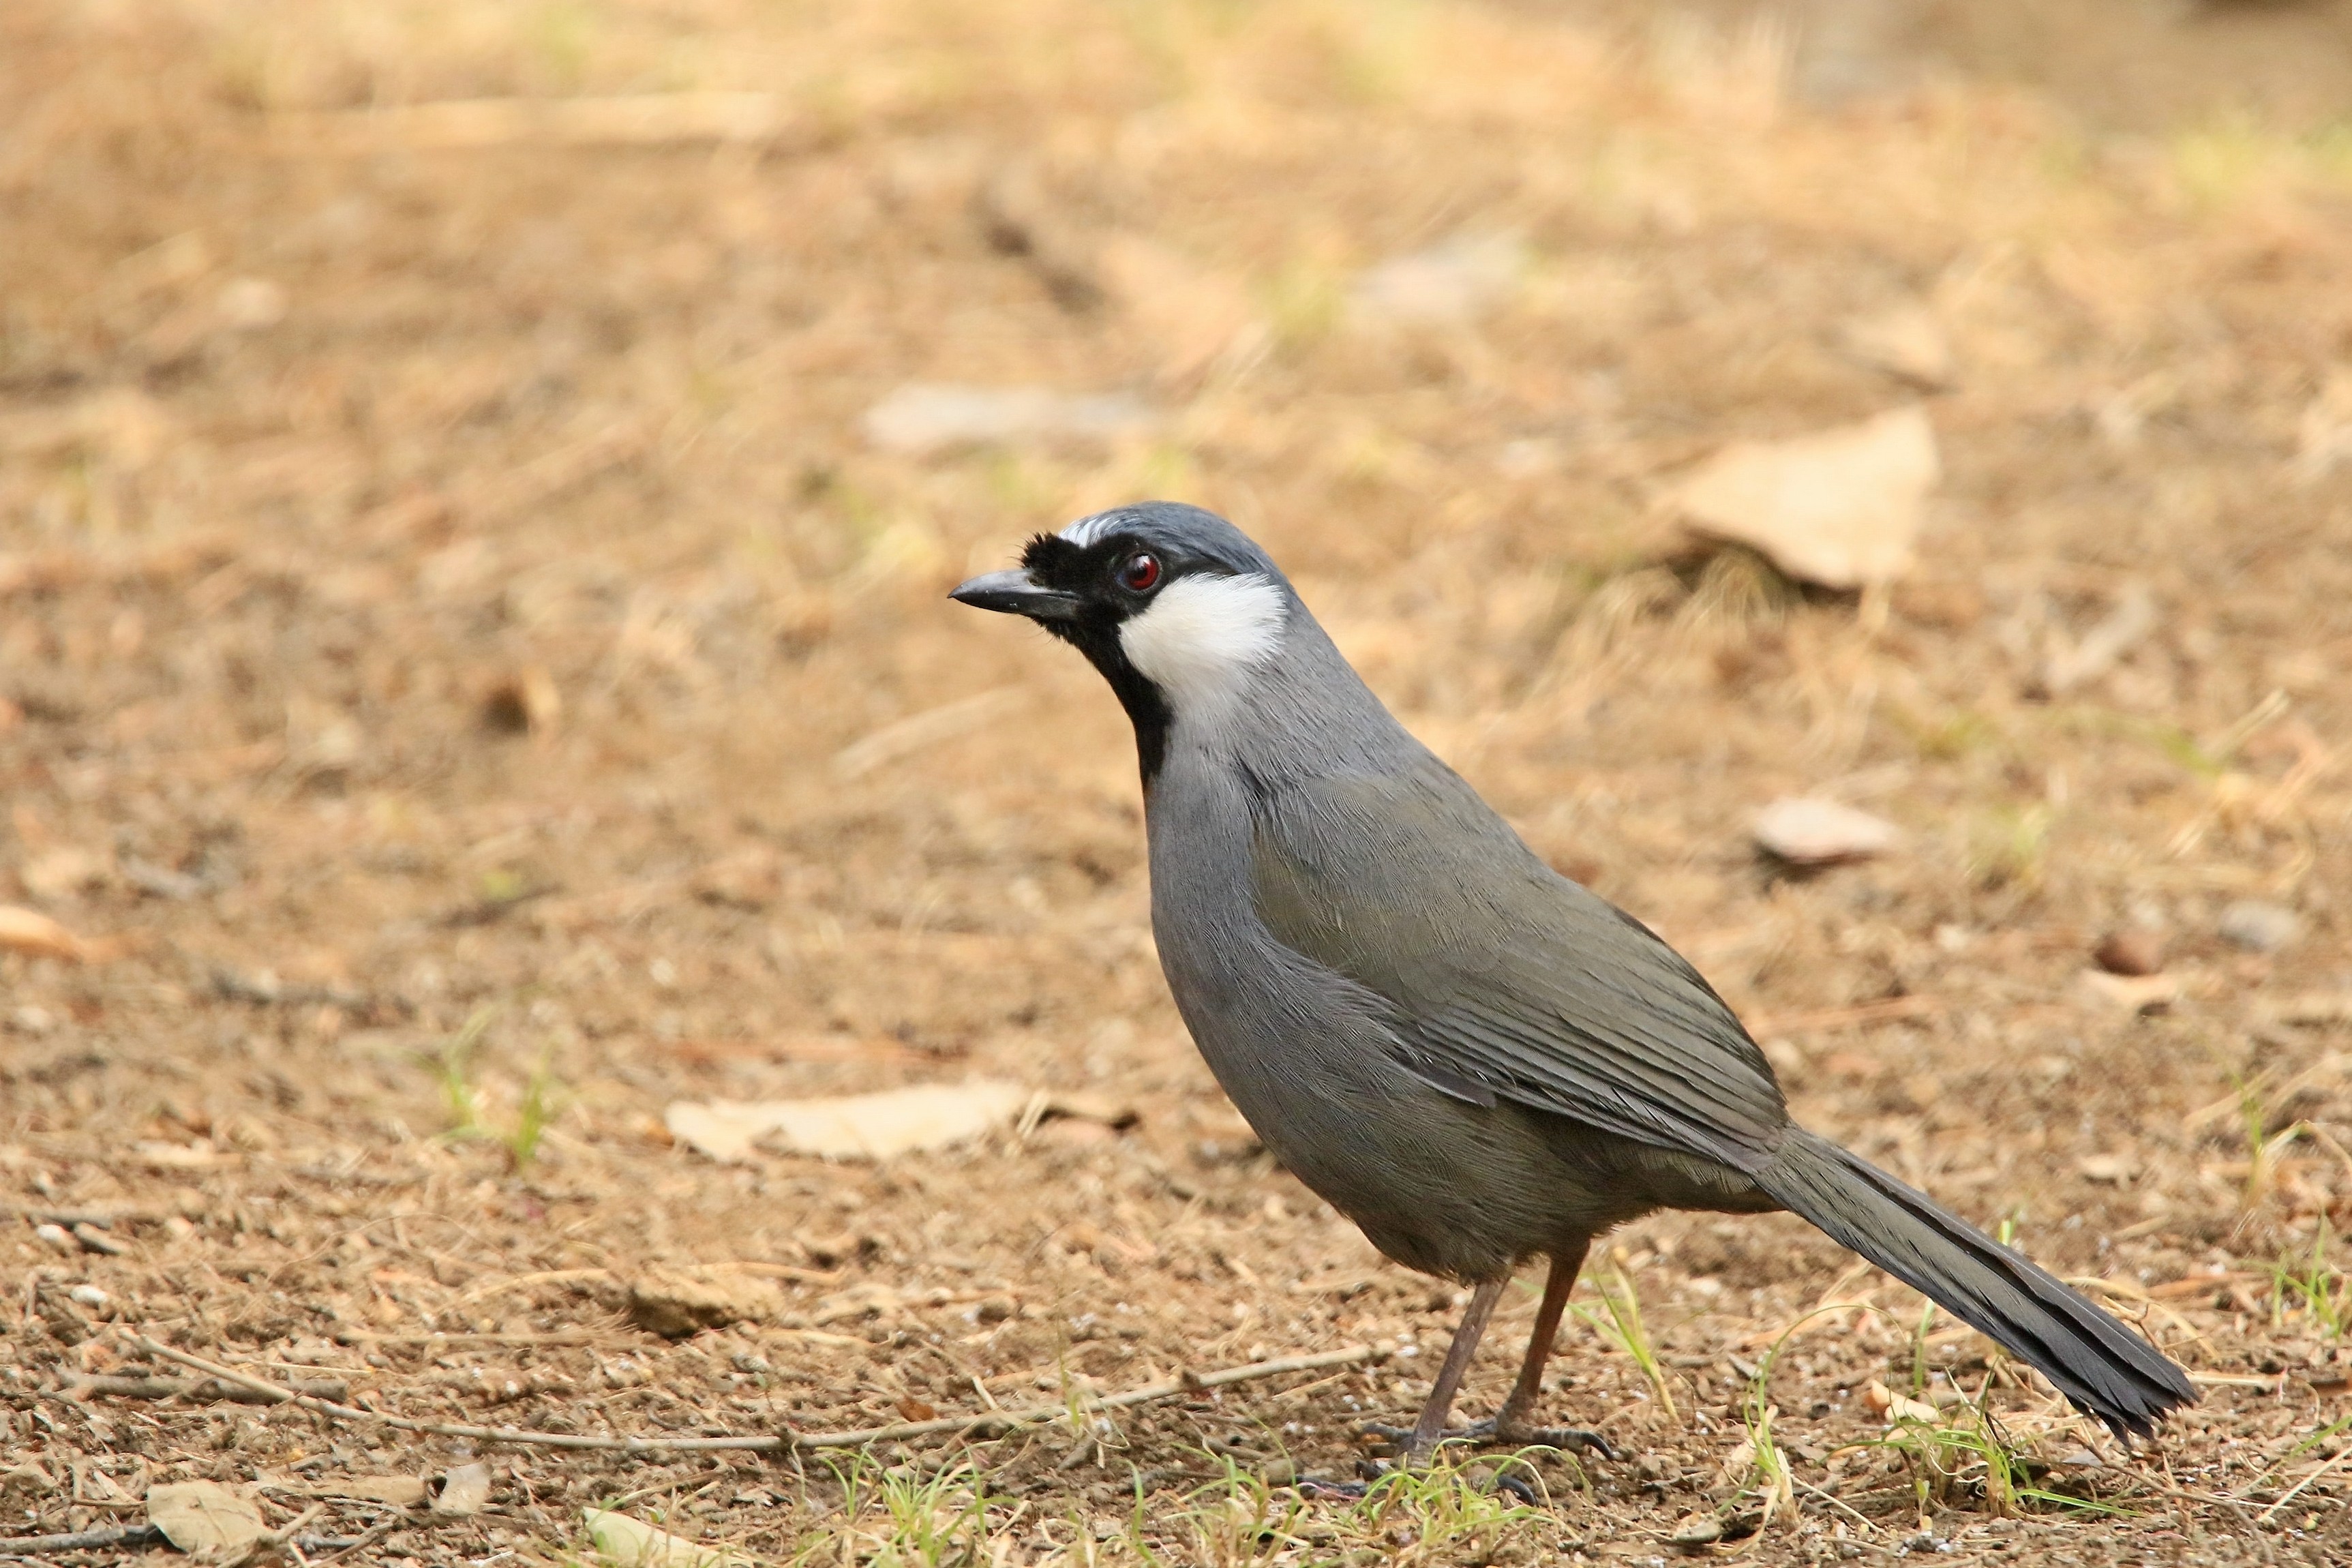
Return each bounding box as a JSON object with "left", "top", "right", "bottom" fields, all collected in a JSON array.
[{"left": 1118, "top": 552, "right": 1162, "bottom": 592}]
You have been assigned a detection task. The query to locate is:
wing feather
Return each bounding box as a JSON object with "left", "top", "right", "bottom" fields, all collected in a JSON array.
[{"left": 1250, "top": 766, "right": 1787, "bottom": 1172}]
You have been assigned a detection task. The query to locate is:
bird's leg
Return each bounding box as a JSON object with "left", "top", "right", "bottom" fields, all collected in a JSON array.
[
  {"left": 1402, "top": 1278, "right": 1503, "bottom": 1465},
  {"left": 1481, "top": 1240, "right": 1612, "bottom": 1459}
]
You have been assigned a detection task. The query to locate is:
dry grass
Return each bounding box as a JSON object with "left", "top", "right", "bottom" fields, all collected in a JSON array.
[{"left": 3, "top": 0, "right": 2351, "bottom": 1563}]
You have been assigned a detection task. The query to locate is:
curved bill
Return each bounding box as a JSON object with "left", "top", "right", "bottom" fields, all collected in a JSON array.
[{"left": 949, "top": 569, "right": 1083, "bottom": 622}]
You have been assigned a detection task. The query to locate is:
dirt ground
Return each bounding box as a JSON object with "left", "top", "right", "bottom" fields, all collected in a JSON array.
[{"left": 4, "top": 1, "right": 2352, "bottom": 1563}]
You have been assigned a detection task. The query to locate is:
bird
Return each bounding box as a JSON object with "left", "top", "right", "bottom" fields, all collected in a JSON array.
[{"left": 951, "top": 500, "right": 2195, "bottom": 1464}]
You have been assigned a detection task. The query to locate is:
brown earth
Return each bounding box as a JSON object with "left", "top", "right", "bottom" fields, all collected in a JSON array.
[{"left": 3, "top": 1, "right": 2352, "bottom": 1563}]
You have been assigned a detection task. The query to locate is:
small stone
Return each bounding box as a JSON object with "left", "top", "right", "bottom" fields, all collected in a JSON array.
[
  {"left": 33, "top": 1222, "right": 78, "bottom": 1254},
  {"left": 1752, "top": 797, "right": 1903, "bottom": 865},
  {"left": 2077, "top": 1154, "right": 2137, "bottom": 1185},
  {"left": 2094, "top": 929, "right": 2165, "bottom": 977},
  {"left": 2218, "top": 900, "right": 2300, "bottom": 954}
]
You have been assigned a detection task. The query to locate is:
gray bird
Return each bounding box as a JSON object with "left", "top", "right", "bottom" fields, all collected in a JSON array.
[{"left": 952, "top": 501, "right": 2194, "bottom": 1462}]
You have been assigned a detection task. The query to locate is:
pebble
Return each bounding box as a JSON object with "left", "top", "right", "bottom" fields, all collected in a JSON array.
[
  {"left": 33, "top": 1222, "right": 78, "bottom": 1255},
  {"left": 2094, "top": 929, "right": 2165, "bottom": 976},
  {"left": 2218, "top": 900, "right": 2300, "bottom": 953}
]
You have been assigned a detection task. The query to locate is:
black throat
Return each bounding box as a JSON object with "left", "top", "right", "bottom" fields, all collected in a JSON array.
[
  {"left": 1021, "top": 533, "right": 1172, "bottom": 790},
  {"left": 1046, "top": 621, "right": 1171, "bottom": 790}
]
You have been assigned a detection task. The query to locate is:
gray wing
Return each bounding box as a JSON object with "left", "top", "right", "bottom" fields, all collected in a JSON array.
[{"left": 1249, "top": 764, "right": 1788, "bottom": 1173}]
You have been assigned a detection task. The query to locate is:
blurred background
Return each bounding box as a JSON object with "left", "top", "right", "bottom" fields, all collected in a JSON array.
[{"left": 3, "top": 0, "right": 2351, "bottom": 1556}]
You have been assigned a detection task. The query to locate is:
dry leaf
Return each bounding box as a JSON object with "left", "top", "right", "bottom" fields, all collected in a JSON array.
[
  {"left": 1668, "top": 407, "right": 1939, "bottom": 588},
  {"left": 147, "top": 1480, "right": 265, "bottom": 1556},
  {"left": 626, "top": 1271, "right": 785, "bottom": 1338},
  {"left": 0, "top": 905, "right": 102, "bottom": 962},
  {"left": 327, "top": 1475, "right": 428, "bottom": 1507},
  {"left": 434, "top": 1461, "right": 492, "bottom": 1516},
  {"left": 1751, "top": 797, "right": 1902, "bottom": 864},
  {"left": 2075, "top": 969, "right": 2180, "bottom": 1014},
  {"left": 665, "top": 1081, "right": 1033, "bottom": 1162},
  {"left": 583, "top": 1507, "right": 749, "bottom": 1567}
]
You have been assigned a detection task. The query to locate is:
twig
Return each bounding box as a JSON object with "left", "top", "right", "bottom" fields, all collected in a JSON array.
[
  {"left": 128, "top": 1333, "right": 1378, "bottom": 1456},
  {"left": 0, "top": 1523, "right": 166, "bottom": 1552},
  {"left": 65, "top": 1373, "right": 347, "bottom": 1404},
  {"left": 333, "top": 1330, "right": 609, "bottom": 1348},
  {"left": 2258, "top": 1443, "right": 2352, "bottom": 1522},
  {"left": 301, "top": 1513, "right": 406, "bottom": 1567}
]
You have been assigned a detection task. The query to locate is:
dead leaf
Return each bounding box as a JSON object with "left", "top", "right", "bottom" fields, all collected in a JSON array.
[
  {"left": 147, "top": 1480, "right": 265, "bottom": 1556},
  {"left": 1668, "top": 407, "right": 1939, "bottom": 588},
  {"left": 434, "top": 1461, "right": 492, "bottom": 1516},
  {"left": 583, "top": 1506, "right": 749, "bottom": 1567},
  {"left": 1751, "top": 797, "right": 1902, "bottom": 865},
  {"left": 664, "top": 1081, "right": 1033, "bottom": 1162},
  {"left": 2075, "top": 969, "right": 2180, "bottom": 1014},
  {"left": 326, "top": 1475, "right": 428, "bottom": 1507},
  {"left": 626, "top": 1271, "right": 785, "bottom": 1338},
  {"left": 895, "top": 1395, "right": 939, "bottom": 1421}
]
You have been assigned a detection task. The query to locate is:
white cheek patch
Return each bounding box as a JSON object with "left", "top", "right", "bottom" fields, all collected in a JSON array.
[{"left": 1118, "top": 573, "right": 1286, "bottom": 712}]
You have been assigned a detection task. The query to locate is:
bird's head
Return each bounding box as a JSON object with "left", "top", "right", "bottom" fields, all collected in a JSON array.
[{"left": 950, "top": 501, "right": 1292, "bottom": 782}]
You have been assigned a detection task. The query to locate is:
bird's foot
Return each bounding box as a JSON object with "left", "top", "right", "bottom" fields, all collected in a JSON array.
[
  {"left": 1291, "top": 1471, "right": 1373, "bottom": 1501},
  {"left": 1477, "top": 1418, "right": 1616, "bottom": 1461},
  {"left": 1331, "top": 1451, "right": 1546, "bottom": 1505},
  {"left": 1357, "top": 1418, "right": 1614, "bottom": 1462}
]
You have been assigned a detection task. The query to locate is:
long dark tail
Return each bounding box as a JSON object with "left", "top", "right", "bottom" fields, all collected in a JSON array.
[{"left": 1754, "top": 1127, "right": 2196, "bottom": 1440}]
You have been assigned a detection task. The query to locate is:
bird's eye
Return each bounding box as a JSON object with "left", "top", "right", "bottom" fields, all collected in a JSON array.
[{"left": 1117, "top": 552, "right": 1162, "bottom": 593}]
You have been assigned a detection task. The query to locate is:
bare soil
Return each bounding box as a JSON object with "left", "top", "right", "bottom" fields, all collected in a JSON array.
[{"left": 3, "top": 1, "right": 2351, "bottom": 1563}]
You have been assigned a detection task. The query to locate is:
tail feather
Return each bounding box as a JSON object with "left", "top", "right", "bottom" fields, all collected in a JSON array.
[{"left": 1755, "top": 1128, "right": 2195, "bottom": 1440}]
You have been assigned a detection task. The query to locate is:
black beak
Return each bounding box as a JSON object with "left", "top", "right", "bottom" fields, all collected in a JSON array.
[{"left": 949, "top": 569, "right": 1083, "bottom": 622}]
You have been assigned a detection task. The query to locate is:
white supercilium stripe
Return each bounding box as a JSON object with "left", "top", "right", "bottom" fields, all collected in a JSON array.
[
  {"left": 1059, "top": 512, "right": 1122, "bottom": 547},
  {"left": 1117, "top": 573, "right": 1287, "bottom": 714}
]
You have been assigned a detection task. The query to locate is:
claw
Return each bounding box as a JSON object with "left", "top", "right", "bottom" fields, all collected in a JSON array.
[
  {"left": 1293, "top": 1475, "right": 1370, "bottom": 1500},
  {"left": 1496, "top": 1425, "right": 1615, "bottom": 1461}
]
